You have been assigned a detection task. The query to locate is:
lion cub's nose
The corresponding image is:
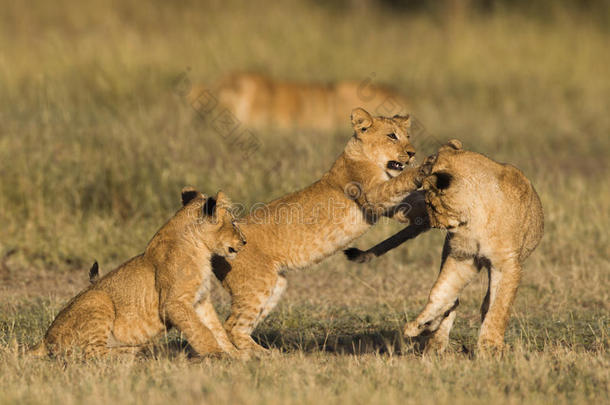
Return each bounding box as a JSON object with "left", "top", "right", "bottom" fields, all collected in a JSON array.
[{"left": 407, "top": 151, "right": 415, "bottom": 158}]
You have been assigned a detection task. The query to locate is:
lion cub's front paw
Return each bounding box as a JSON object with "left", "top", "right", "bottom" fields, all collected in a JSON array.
[
  {"left": 231, "top": 335, "right": 270, "bottom": 357},
  {"left": 244, "top": 345, "right": 270, "bottom": 359},
  {"left": 414, "top": 159, "right": 435, "bottom": 187},
  {"left": 403, "top": 321, "right": 424, "bottom": 338},
  {"left": 403, "top": 322, "right": 421, "bottom": 337},
  {"left": 230, "top": 349, "right": 252, "bottom": 360},
  {"left": 220, "top": 345, "right": 250, "bottom": 360},
  {"left": 343, "top": 248, "right": 374, "bottom": 263}
]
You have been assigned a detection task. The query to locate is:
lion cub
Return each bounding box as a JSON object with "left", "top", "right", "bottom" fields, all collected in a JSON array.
[
  {"left": 213, "top": 108, "right": 426, "bottom": 353},
  {"left": 31, "top": 188, "right": 246, "bottom": 358},
  {"left": 348, "top": 140, "right": 544, "bottom": 353}
]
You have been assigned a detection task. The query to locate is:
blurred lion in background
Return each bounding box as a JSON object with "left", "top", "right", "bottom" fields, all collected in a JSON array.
[{"left": 187, "top": 72, "right": 409, "bottom": 132}]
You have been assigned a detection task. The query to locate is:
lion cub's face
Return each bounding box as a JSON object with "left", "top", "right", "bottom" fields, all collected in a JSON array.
[
  {"left": 181, "top": 188, "right": 246, "bottom": 260},
  {"left": 350, "top": 107, "right": 416, "bottom": 178},
  {"left": 421, "top": 141, "right": 475, "bottom": 230}
]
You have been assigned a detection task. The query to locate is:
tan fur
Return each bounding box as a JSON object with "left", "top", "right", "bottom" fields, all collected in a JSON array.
[
  {"left": 212, "top": 108, "right": 425, "bottom": 353},
  {"left": 188, "top": 72, "right": 409, "bottom": 132},
  {"left": 400, "top": 140, "right": 544, "bottom": 354},
  {"left": 30, "top": 189, "right": 246, "bottom": 359}
]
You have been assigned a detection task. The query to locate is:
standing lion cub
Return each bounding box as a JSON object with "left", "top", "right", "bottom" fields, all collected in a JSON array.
[
  {"left": 213, "top": 108, "right": 425, "bottom": 353},
  {"left": 31, "top": 188, "right": 246, "bottom": 358},
  {"left": 347, "top": 140, "right": 544, "bottom": 353}
]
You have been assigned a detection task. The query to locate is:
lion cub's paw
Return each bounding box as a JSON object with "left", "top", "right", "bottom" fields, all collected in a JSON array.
[
  {"left": 403, "top": 321, "right": 425, "bottom": 338},
  {"left": 414, "top": 155, "right": 437, "bottom": 186},
  {"left": 343, "top": 248, "right": 374, "bottom": 263},
  {"left": 232, "top": 336, "right": 270, "bottom": 357},
  {"left": 227, "top": 348, "right": 252, "bottom": 360},
  {"left": 247, "top": 345, "right": 271, "bottom": 358}
]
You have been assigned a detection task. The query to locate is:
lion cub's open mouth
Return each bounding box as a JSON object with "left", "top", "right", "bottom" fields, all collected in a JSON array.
[{"left": 386, "top": 160, "right": 405, "bottom": 172}]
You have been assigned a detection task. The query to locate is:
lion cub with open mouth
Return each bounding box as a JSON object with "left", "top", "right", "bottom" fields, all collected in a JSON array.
[
  {"left": 347, "top": 140, "right": 544, "bottom": 354},
  {"left": 31, "top": 188, "right": 246, "bottom": 359},
  {"left": 213, "top": 108, "right": 425, "bottom": 353}
]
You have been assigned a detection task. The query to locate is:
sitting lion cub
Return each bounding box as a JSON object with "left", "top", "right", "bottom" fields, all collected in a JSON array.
[
  {"left": 347, "top": 140, "right": 544, "bottom": 353},
  {"left": 31, "top": 188, "right": 246, "bottom": 358}
]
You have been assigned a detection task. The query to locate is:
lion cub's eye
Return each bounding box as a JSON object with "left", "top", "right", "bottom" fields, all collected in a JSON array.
[{"left": 387, "top": 133, "right": 398, "bottom": 140}]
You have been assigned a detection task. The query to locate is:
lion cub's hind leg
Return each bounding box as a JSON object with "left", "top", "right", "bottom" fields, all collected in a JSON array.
[
  {"left": 223, "top": 263, "right": 281, "bottom": 354},
  {"left": 45, "top": 290, "right": 116, "bottom": 359},
  {"left": 478, "top": 258, "right": 522, "bottom": 352},
  {"left": 257, "top": 274, "right": 287, "bottom": 327}
]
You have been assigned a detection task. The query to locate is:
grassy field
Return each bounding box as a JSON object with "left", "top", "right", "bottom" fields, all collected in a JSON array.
[{"left": 0, "top": 0, "right": 608, "bottom": 403}]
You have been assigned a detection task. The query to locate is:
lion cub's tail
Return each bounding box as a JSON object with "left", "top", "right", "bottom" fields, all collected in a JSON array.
[{"left": 89, "top": 261, "right": 99, "bottom": 284}]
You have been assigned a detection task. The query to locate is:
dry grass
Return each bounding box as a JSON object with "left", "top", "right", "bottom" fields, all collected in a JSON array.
[{"left": 0, "top": 0, "right": 608, "bottom": 404}]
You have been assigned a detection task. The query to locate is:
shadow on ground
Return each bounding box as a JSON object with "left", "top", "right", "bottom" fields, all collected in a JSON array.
[
  {"left": 253, "top": 329, "right": 420, "bottom": 355},
  {"left": 139, "top": 330, "right": 435, "bottom": 359}
]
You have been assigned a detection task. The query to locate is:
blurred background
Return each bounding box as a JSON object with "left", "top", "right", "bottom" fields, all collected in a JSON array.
[{"left": 0, "top": 0, "right": 607, "bottom": 319}]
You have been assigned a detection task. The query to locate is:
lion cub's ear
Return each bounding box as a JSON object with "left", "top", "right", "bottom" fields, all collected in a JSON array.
[
  {"left": 202, "top": 195, "right": 217, "bottom": 217},
  {"left": 181, "top": 186, "right": 202, "bottom": 206},
  {"left": 203, "top": 191, "right": 232, "bottom": 222},
  {"left": 351, "top": 108, "right": 373, "bottom": 132},
  {"left": 439, "top": 139, "right": 463, "bottom": 152},
  {"left": 213, "top": 191, "right": 232, "bottom": 218}
]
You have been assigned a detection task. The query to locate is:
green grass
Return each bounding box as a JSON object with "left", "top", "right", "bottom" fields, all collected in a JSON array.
[{"left": 0, "top": 0, "right": 608, "bottom": 403}]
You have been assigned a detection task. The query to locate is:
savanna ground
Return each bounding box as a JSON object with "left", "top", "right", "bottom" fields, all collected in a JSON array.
[{"left": 0, "top": 1, "right": 608, "bottom": 403}]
